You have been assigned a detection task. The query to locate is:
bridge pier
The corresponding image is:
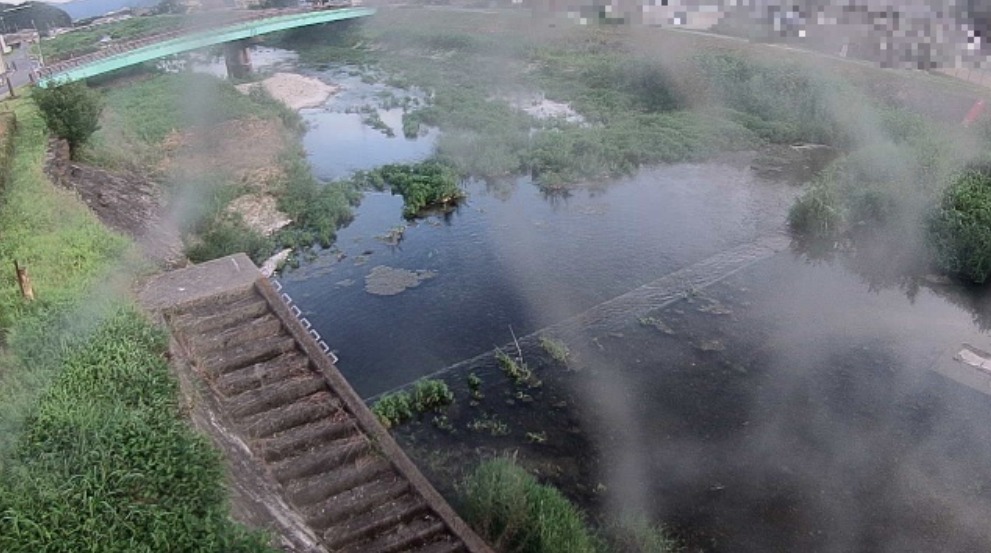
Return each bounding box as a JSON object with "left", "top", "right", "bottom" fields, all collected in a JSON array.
[{"left": 223, "top": 40, "right": 252, "bottom": 79}]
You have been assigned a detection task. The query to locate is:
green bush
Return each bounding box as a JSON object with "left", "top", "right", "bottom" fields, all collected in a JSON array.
[
  {"left": 372, "top": 391, "right": 413, "bottom": 429},
  {"left": 32, "top": 81, "right": 103, "bottom": 157},
  {"left": 928, "top": 166, "right": 991, "bottom": 283}
]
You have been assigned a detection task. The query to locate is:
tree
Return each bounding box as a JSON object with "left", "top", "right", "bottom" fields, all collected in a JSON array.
[{"left": 32, "top": 81, "right": 102, "bottom": 158}]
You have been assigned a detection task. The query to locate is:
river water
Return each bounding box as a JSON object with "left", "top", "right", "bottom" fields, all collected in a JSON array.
[{"left": 267, "top": 57, "right": 991, "bottom": 552}]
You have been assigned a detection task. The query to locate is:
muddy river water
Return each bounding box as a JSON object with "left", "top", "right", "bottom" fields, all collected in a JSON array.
[{"left": 271, "top": 59, "right": 991, "bottom": 552}]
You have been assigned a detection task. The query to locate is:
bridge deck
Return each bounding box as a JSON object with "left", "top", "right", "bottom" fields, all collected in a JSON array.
[
  {"left": 37, "top": 5, "right": 374, "bottom": 86},
  {"left": 139, "top": 254, "right": 492, "bottom": 553}
]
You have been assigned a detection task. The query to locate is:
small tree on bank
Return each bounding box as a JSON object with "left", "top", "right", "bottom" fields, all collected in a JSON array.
[{"left": 32, "top": 81, "right": 103, "bottom": 158}]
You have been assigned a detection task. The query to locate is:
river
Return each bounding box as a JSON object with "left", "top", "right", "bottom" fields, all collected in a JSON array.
[{"left": 232, "top": 48, "right": 991, "bottom": 552}]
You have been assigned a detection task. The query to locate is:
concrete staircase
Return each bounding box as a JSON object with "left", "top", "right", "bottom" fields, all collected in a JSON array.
[{"left": 142, "top": 254, "right": 489, "bottom": 553}]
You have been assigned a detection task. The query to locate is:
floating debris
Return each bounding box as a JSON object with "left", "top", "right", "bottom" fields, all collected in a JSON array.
[
  {"left": 335, "top": 278, "right": 355, "bottom": 288},
  {"left": 699, "top": 300, "right": 733, "bottom": 316},
  {"left": 364, "top": 265, "right": 437, "bottom": 296},
  {"left": 697, "top": 339, "right": 726, "bottom": 352}
]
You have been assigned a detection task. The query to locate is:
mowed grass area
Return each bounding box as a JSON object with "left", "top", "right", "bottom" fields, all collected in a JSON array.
[{"left": 0, "top": 96, "right": 274, "bottom": 552}]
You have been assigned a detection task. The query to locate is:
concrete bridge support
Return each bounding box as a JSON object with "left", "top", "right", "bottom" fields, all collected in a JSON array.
[{"left": 223, "top": 40, "right": 252, "bottom": 79}]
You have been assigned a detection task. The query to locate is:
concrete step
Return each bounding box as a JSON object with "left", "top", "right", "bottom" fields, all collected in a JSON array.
[
  {"left": 173, "top": 286, "right": 259, "bottom": 319},
  {"left": 239, "top": 392, "right": 342, "bottom": 439},
  {"left": 323, "top": 494, "right": 430, "bottom": 551},
  {"left": 407, "top": 539, "right": 466, "bottom": 553},
  {"left": 174, "top": 295, "right": 271, "bottom": 335},
  {"left": 303, "top": 477, "right": 410, "bottom": 530},
  {"left": 214, "top": 351, "right": 311, "bottom": 397},
  {"left": 226, "top": 375, "right": 328, "bottom": 420},
  {"left": 272, "top": 435, "right": 370, "bottom": 484},
  {"left": 189, "top": 314, "right": 284, "bottom": 356},
  {"left": 200, "top": 335, "right": 297, "bottom": 377},
  {"left": 259, "top": 416, "right": 358, "bottom": 463},
  {"left": 285, "top": 456, "right": 394, "bottom": 507},
  {"left": 341, "top": 518, "right": 450, "bottom": 553},
  {"left": 407, "top": 535, "right": 468, "bottom": 553}
]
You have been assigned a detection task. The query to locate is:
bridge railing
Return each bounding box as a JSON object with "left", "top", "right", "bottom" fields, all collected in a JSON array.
[{"left": 37, "top": 4, "right": 355, "bottom": 82}]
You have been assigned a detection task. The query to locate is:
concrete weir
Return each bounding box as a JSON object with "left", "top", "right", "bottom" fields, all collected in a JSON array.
[{"left": 138, "top": 254, "right": 492, "bottom": 553}]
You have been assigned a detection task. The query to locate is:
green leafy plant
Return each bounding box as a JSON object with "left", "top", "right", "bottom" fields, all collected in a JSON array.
[{"left": 32, "top": 81, "right": 103, "bottom": 157}]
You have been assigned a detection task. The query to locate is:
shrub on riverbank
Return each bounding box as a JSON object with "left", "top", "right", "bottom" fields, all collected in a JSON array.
[{"left": 928, "top": 165, "right": 991, "bottom": 284}]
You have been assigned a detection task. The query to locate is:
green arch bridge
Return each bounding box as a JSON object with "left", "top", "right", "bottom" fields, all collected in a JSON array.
[{"left": 36, "top": 5, "right": 375, "bottom": 87}]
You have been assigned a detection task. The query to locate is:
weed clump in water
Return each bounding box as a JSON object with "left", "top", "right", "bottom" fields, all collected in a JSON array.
[
  {"left": 372, "top": 378, "right": 453, "bottom": 428},
  {"left": 357, "top": 161, "right": 465, "bottom": 218},
  {"left": 539, "top": 336, "right": 570, "bottom": 364}
]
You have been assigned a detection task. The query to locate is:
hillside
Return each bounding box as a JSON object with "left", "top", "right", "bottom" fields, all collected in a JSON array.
[
  {"left": 49, "top": 0, "right": 160, "bottom": 22},
  {"left": 0, "top": 1, "right": 70, "bottom": 31}
]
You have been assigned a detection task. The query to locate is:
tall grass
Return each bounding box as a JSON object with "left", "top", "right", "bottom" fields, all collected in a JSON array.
[
  {"left": 459, "top": 458, "right": 679, "bottom": 553},
  {"left": 460, "top": 458, "right": 601, "bottom": 553},
  {"left": 0, "top": 309, "right": 274, "bottom": 552}
]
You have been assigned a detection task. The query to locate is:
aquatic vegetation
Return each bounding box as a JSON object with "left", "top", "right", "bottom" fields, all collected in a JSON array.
[
  {"left": 928, "top": 165, "right": 991, "bottom": 283},
  {"left": 361, "top": 109, "right": 395, "bottom": 137},
  {"left": 372, "top": 378, "right": 453, "bottom": 429},
  {"left": 371, "top": 391, "right": 414, "bottom": 429},
  {"left": 495, "top": 347, "right": 536, "bottom": 387},
  {"left": 788, "top": 178, "right": 842, "bottom": 239},
  {"left": 356, "top": 161, "right": 465, "bottom": 217},
  {"left": 363, "top": 265, "right": 437, "bottom": 296},
  {"left": 539, "top": 336, "right": 570, "bottom": 364},
  {"left": 467, "top": 414, "right": 511, "bottom": 437},
  {"left": 467, "top": 373, "right": 484, "bottom": 401},
  {"left": 525, "top": 431, "right": 547, "bottom": 444},
  {"left": 412, "top": 378, "right": 455, "bottom": 412}
]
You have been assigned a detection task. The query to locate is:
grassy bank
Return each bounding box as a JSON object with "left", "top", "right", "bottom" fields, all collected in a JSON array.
[
  {"left": 88, "top": 72, "right": 355, "bottom": 263},
  {"left": 0, "top": 96, "right": 273, "bottom": 551}
]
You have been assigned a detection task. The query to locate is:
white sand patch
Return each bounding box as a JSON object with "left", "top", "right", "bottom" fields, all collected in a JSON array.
[
  {"left": 508, "top": 93, "right": 585, "bottom": 124},
  {"left": 237, "top": 72, "right": 340, "bottom": 111},
  {"left": 260, "top": 248, "right": 292, "bottom": 277},
  {"left": 226, "top": 193, "right": 292, "bottom": 236}
]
